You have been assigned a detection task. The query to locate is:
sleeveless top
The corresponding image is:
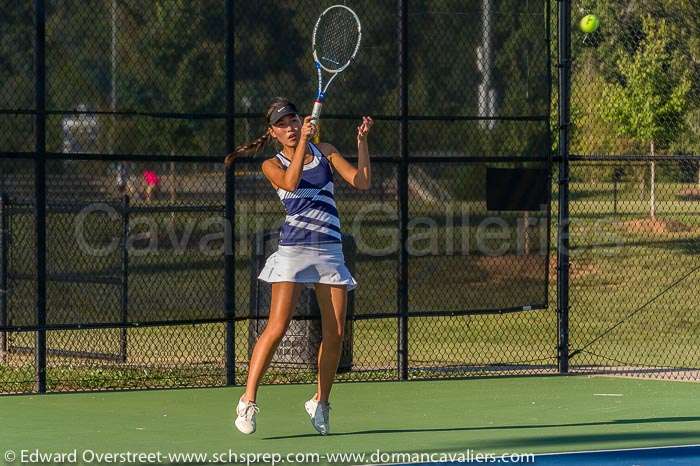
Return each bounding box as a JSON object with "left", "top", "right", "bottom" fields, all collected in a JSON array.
[{"left": 274, "top": 142, "right": 342, "bottom": 246}]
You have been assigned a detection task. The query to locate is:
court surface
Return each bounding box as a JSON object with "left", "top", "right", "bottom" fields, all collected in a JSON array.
[{"left": 1, "top": 375, "right": 698, "bottom": 465}]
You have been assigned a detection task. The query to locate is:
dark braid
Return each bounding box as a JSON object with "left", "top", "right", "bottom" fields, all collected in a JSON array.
[
  {"left": 224, "top": 132, "right": 271, "bottom": 167},
  {"left": 224, "top": 96, "right": 294, "bottom": 167}
]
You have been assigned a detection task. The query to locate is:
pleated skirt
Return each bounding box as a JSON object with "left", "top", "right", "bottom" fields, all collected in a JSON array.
[{"left": 257, "top": 242, "right": 358, "bottom": 291}]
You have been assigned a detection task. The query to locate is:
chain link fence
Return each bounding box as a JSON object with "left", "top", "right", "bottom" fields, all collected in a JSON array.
[
  {"left": 566, "top": 0, "right": 700, "bottom": 379},
  {"left": 0, "top": 0, "right": 697, "bottom": 395}
]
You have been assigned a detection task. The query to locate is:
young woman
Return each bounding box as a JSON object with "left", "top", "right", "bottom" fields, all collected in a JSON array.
[{"left": 225, "top": 97, "right": 373, "bottom": 435}]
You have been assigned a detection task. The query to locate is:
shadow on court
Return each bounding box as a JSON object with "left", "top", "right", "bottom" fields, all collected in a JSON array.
[{"left": 263, "top": 416, "right": 700, "bottom": 440}]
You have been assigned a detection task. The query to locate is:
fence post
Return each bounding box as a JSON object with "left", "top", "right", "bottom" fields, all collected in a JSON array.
[
  {"left": 119, "top": 194, "right": 129, "bottom": 363},
  {"left": 34, "top": 0, "right": 48, "bottom": 393},
  {"left": 0, "top": 194, "right": 8, "bottom": 361},
  {"left": 224, "top": 0, "right": 236, "bottom": 386},
  {"left": 556, "top": 0, "right": 571, "bottom": 374},
  {"left": 397, "top": 0, "right": 409, "bottom": 380}
]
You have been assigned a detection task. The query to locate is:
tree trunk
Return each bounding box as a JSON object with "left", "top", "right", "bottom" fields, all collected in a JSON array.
[{"left": 650, "top": 140, "right": 656, "bottom": 220}]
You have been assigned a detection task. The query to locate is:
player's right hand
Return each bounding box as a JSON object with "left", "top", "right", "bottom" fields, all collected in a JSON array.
[{"left": 300, "top": 116, "right": 316, "bottom": 140}]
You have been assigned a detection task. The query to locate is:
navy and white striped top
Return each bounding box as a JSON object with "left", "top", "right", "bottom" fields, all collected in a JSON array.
[{"left": 274, "top": 142, "right": 342, "bottom": 245}]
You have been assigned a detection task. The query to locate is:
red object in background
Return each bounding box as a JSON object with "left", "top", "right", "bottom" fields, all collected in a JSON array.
[{"left": 143, "top": 170, "right": 159, "bottom": 186}]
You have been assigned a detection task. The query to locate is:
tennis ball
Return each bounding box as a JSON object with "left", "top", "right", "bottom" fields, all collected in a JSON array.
[{"left": 580, "top": 14, "right": 600, "bottom": 33}]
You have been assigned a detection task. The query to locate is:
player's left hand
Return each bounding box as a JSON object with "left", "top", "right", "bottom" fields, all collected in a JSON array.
[{"left": 357, "top": 116, "right": 373, "bottom": 142}]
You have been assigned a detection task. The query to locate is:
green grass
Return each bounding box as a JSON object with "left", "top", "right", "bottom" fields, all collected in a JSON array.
[{"left": 1, "top": 181, "right": 699, "bottom": 392}]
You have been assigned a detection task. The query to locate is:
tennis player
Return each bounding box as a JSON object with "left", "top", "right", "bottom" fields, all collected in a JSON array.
[{"left": 227, "top": 97, "right": 373, "bottom": 435}]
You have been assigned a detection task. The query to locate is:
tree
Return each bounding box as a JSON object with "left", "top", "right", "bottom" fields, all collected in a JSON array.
[
  {"left": 601, "top": 15, "right": 691, "bottom": 218},
  {"left": 0, "top": 2, "right": 34, "bottom": 155}
]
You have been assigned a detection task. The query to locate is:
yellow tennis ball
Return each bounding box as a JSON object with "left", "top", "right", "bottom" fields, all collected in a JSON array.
[{"left": 580, "top": 14, "right": 600, "bottom": 33}]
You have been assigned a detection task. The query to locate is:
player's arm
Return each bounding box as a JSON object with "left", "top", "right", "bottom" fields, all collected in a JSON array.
[
  {"left": 319, "top": 116, "right": 373, "bottom": 190},
  {"left": 261, "top": 158, "right": 285, "bottom": 190},
  {"left": 261, "top": 116, "right": 316, "bottom": 191},
  {"left": 319, "top": 143, "right": 369, "bottom": 191}
]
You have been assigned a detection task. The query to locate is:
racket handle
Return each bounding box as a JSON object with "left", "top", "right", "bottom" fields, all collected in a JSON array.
[{"left": 311, "top": 100, "right": 323, "bottom": 126}]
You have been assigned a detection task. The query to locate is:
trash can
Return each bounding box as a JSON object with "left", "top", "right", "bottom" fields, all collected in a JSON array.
[{"left": 248, "top": 229, "right": 355, "bottom": 373}]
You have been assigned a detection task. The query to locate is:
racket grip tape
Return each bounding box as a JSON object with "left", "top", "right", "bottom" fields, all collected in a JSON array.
[{"left": 311, "top": 100, "right": 323, "bottom": 126}]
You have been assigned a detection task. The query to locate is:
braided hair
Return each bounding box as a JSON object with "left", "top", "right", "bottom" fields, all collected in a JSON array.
[{"left": 224, "top": 97, "right": 295, "bottom": 167}]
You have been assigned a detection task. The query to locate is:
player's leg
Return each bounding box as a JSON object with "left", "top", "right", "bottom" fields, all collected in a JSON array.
[
  {"left": 244, "top": 281, "right": 303, "bottom": 401},
  {"left": 304, "top": 283, "right": 347, "bottom": 434},
  {"left": 314, "top": 283, "right": 347, "bottom": 401},
  {"left": 236, "top": 282, "right": 302, "bottom": 434}
]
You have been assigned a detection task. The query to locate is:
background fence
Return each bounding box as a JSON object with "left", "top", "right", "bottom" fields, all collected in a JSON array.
[{"left": 0, "top": 0, "right": 698, "bottom": 394}]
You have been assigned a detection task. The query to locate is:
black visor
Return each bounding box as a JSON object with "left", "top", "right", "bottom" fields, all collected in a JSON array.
[{"left": 269, "top": 103, "right": 299, "bottom": 125}]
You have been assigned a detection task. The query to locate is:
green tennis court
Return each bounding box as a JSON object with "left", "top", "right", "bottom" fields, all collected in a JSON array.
[
  {"left": 2, "top": 376, "right": 698, "bottom": 465},
  {"left": 3, "top": 0, "right": 700, "bottom": 465}
]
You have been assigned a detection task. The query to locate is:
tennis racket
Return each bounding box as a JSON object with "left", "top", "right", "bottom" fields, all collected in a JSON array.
[{"left": 310, "top": 4, "right": 362, "bottom": 126}]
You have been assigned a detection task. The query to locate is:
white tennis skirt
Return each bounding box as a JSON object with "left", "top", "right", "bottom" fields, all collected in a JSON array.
[{"left": 258, "top": 242, "right": 358, "bottom": 291}]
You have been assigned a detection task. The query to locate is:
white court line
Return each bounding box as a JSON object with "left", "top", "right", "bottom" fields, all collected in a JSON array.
[
  {"left": 355, "top": 444, "right": 700, "bottom": 465},
  {"left": 593, "top": 393, "right": 624, "bottom": 396},
  {"left": 535, "top": 443, "right": 700, "bottom": 457}
]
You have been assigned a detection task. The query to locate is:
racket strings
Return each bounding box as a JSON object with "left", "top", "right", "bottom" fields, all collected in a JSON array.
[{"left": 315, "top": 9, "right": 359, "bottom": 71}]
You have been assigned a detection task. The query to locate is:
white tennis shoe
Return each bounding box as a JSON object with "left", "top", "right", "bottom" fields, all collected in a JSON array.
[
  {"left": 304, "top": 397, "right": 331, "bottom": 435},
  {"left": 235, "top": 398, "right": 259, "bottom": 434}
]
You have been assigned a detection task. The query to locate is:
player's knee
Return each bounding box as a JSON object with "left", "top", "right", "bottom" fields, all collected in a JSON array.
[
  {"left": 263, "top": 323, "right": 289, "bottom": 343},
  {"left": 324, "top": 325, "right": 344, "bottom": 346}
]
